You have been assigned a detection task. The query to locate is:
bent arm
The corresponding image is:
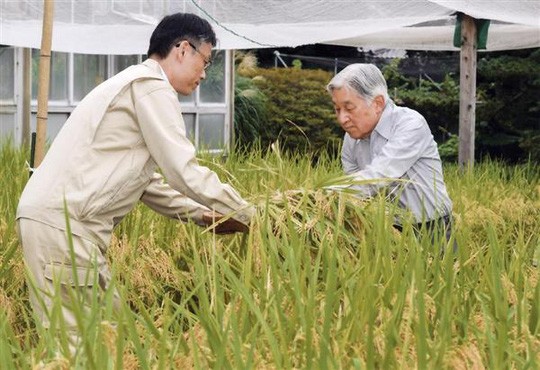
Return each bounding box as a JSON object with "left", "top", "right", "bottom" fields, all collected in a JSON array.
[
  {"left": 341, "top": 135, "right": 361, "bottom": 174},
  {"left": 140, "top": 172, "right": 209, "bottom": 225},
  {"left": 135, "top": 84, "right": 254, "bottom": 226}
]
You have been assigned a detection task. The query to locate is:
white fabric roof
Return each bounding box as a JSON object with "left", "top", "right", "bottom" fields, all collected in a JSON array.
[{"left": 1, "top": 0, "right": 539, "bottom": 54}]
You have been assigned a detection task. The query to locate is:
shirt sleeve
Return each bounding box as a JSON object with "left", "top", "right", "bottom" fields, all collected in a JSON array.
[
  {"left": 140, "top": 172, "right": 209, "bottom": 225},
  {"left": 341, "top": 134, "right": 361, "bottom": 174},
  {"left": 352, "top": 115, "right": 431, "bottom": 196},
  {"left": 134, "top": 83, "right": 254, "bottom": 226}
]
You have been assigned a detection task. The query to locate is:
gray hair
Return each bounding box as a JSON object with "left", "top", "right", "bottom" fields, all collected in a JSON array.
[{"left": 326, "top": 63, "right": 389, "bottom": 103}]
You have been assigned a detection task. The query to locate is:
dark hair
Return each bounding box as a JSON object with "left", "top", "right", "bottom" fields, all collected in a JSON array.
[{"left": 147, "top": 13, "right": 217, "bottom": 58}]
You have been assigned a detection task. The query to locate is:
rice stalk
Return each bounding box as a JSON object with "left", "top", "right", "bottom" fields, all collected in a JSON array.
[{"left": 0, "top": 142, "right": 538, "bottom": 368}]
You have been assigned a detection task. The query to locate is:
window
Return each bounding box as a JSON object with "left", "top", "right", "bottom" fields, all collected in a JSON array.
[
  {"left": 0, "top": 113, "right": 15, "bottom": 139},
  {"left": 0, "top": 47, "right": 14, "bottom": 101},
  {"left": 180, "top": 50, "right": 230, "bottom": 152},
  {"left": 183, "top": 113, "right": 196, "bottom": 142},
  {"left": 200, "top": 51, "right": 225, "bottom": 103},
  {"left": 31, "top": 50, "right": 68, "bottom": 102},
  {"left": 73, "top": 54, "right": 108, "bottom": 101},
  {"left": 199, "top": 114, "right": 225, "bottom": 150},
  {"left": 0, "top": 47, "right": 16, "bottom": 141},
  {"left": 113, "top": 55, "right": 141, "bottom": 75},
  {"left": 25, "top": 49, "right": 231, "bottom": 151}
]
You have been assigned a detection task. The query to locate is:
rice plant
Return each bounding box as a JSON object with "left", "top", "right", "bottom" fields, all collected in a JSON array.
[{"left": 0, "top": 141, "right": 538, "bottom": 369}]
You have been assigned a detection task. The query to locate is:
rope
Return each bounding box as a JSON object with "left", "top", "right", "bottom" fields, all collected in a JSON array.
[
  {"left": 189, "top": 0, "right": 277, "bottom": 48},
  {"left": 25, "top": 161, "right": 35, "bottom": 174}
]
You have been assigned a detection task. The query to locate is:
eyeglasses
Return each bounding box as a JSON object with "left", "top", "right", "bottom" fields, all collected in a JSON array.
[{"left": 176, "top": 41, "right": 212, "bottom": 70}]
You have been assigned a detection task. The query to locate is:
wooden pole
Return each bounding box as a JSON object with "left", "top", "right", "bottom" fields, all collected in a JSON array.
[
  {"left": 229, "top": 49, "right": 236, "bottom": 152},
  {"left": 458, "top": 14, "right": 477, "bottom": 169},
  {"left": 22, "top": 48, "right": 31, "bottom": 147},
  {"left": 34, "top": 0, "right": 55, "bottom": 168}
]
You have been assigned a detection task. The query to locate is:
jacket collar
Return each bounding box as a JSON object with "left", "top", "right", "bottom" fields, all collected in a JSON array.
[
  {"left": 142, "top": 58, "right": 173, "bottom": 87},
  {"left": 142, "top": 58, "right": 166, "bottom": 79}
]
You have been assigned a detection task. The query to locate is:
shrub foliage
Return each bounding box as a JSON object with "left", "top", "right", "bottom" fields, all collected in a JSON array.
[{"left": 237, "top": 67, "right": 342, "bottom": 154}]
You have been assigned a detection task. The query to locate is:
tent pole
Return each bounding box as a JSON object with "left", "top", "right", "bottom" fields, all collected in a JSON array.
[
  {"left": 229, "top": 49, "right": 236, "bottom": 152},
  {"left": 22, "top": 48, "right": 31, "bottom": 148},
  {"left": 34, "top": 0, "right": 55, "bottom": 168},
  {"left": 458, "top": 14, "right": 477, "bottom": 169}
]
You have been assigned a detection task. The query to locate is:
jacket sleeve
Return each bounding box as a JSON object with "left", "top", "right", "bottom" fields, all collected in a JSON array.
[
  {"left": 134, "top": 82, "right": 254, "bottom": 226},
  {"left": 140, "top": 172, "right": 209, "bottom": 225}
]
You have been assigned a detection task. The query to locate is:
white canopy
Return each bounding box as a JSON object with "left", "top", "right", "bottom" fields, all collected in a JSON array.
[{"left": 1, "top": 0, "right": 538, "bottom": 54}]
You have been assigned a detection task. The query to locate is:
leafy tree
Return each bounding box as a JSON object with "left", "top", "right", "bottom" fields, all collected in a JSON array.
[{"left": 476, "top": 49, "right": 540, "bottom": 161}]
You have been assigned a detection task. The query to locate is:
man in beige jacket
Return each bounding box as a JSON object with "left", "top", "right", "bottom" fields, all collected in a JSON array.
[{"left": 16, "top": 13, "right": 253, "bottom": 348}]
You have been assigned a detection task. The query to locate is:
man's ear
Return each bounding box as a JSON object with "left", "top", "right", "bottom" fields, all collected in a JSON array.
[
  {"left": 176, "top": 40, "right": 189, "bottom": 60},
  {"left": 373, "top": 95, "right": 386, "bottom": 114}
]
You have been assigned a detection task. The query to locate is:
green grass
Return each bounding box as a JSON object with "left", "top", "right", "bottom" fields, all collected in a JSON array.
[{"left": 1, "top": 142, "right": 539, "bottom": 369}]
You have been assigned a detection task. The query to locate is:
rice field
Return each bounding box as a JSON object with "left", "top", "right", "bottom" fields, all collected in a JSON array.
[{"left": 0, "top": 141, "right": 539, "bottom": 369}]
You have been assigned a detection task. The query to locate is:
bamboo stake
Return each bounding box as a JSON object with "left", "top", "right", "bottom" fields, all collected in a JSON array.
[
  {"left": 229, "top": 49, "right": 236, "bottom": 151},
  {"left": 458, "top": 14, "right": 477, "bottom": 169},
  {"left": 34, "top": 0, "right": 55, "bottom": 168},
  {"left": 22, "top": 48, "right": 31, "bottom": 147}
]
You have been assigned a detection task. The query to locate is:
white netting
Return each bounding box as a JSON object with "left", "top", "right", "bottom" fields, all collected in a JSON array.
[
  {"left": 430, "top": 0, "right": 540, "bottom": 27},
  {"left": 0, "top": 0, "right": 538, "bottom": 53}
]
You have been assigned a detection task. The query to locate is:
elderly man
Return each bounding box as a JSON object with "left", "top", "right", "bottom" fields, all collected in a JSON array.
[
  {"left": 16, "top": 12, "right": 253, "bottom": 347},
  {"left": 327, "top": 63, "right": 454, "bottom": 241}
]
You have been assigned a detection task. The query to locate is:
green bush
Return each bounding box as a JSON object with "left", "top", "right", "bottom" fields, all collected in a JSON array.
[
  {"left": 239, "top": 67, "right": 341, "bottom": 154},
  {"left": 437, "top": 132, "right": 459, "bottom": 162},
  {"left": 233, "top": 75, "right": 269, "bottom": 150}
]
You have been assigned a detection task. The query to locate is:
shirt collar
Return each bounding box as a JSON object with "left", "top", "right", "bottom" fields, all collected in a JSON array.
[{"left": 373, "top": 99, "right": 395, "bottom": 140}]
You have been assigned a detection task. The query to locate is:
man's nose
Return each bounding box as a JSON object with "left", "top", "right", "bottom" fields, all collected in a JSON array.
[{"left": 337, "top": 111, "right": 349, "bottom": 125}]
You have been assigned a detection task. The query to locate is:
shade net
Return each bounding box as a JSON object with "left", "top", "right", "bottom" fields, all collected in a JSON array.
[{"left": 0, "top": 0, "right": 538, "bottom": 54}]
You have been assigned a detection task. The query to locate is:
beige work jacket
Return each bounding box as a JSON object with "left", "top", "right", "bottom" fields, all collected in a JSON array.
[{"left": 17, "top": 59, "right": 254, "bottom": 248}]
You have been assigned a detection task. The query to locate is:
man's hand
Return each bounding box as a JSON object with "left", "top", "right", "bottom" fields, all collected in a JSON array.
[{"left": 202, "top": 211, "right": 249, "bottom": 234}]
